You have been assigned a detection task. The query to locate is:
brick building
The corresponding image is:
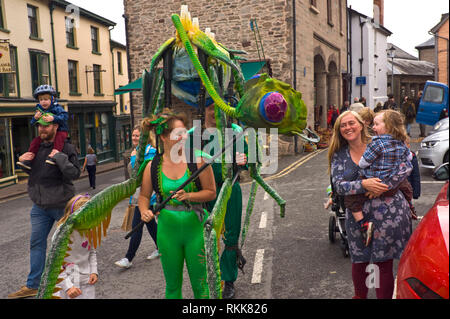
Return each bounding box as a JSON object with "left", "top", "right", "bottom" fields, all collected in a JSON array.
[
  {"left": 430, "top": 13, "right": 449, "bottom": 85},
  {"left": 123, "top": 0, "right": 348, "bottom": 140}
]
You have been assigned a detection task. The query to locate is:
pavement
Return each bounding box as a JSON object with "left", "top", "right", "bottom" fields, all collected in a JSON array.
[{"left": 0, "top": 161, "right": 124, "bottom": 202}]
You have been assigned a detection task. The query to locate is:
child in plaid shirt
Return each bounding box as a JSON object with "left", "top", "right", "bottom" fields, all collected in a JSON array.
[{"left": 345, "top": 110, "right": 413, "bottom": 246}]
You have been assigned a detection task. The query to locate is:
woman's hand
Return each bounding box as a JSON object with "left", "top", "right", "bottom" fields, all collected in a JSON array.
[
  {"left": 171, "top": 189, "right": 191, "bottom": 201},
  {"left": 140, "top": 209, "right": 155, "bottom": 223},
  {"left": 362, "top": 178, "right": 389, "bottom": 197},
  {"left": 236, "top": 152, "right": 247, "bottom": 166}
]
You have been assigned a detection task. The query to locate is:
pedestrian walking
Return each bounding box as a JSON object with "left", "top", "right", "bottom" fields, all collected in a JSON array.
[
  {"left": 415, "top": 91, "right": 426, "bottom": 137},
  {"left": 349, "top": 97, "right": 364, "bottom": 113},
  {"left": 383, "top": 94, "right": 397, "bottom": 110},
  {"left": 82, "top": 147, "right": 97, "bottom": 189},
  {"left": 115, "top": 125, "right": 160, "bottom": 269},
  {"left": 8, "top": 117, "right": 80, "bottom": 299},
  {"left": 328, "top": 110, "right": 412, "bottom": 299},
  {"left": 401, "top": 96, "right": 416, "bottom": 136},
  {"left": 53, "top": 194, "right": 98, "bottom": 299}
]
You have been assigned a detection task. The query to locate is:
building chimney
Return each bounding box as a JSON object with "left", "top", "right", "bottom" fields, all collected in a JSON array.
[{"left": 373, "top": 0, "right": 384, "bottom": 26}]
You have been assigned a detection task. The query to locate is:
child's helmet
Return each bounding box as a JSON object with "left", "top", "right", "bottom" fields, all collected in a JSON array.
[{"left": 33, "top": 85, "right": 57, "bottom": 99}]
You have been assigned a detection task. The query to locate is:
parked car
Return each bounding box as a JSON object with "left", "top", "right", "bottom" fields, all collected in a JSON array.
[
  {"left": 416, "top": 81, "right": 449, "bottom": 126},
  {"left": 396, "top": 163, "right": 449, "bottom": 299},
  {"left": 418, "top": 130, "right": 449, "bottom": 169},
  {"left": 428, "top": 117, "right": 449, "bottom": 136}
]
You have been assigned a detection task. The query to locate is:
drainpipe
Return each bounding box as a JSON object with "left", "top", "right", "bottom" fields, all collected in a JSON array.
[
  {"left": 49, "top": 2, "right": 59, "bottom": 96},
  {"left": 347, "top": 6, "right": 353, "bottom": 104},
  {"left": 292, "top": 0, "right": 299, "bottom": 154},
  {"left": 123, "top": 13, "right": 134, "bottom": 128},
  {"left": 109, "top": 26, "right": 116, "bottom": 112},
  {"left": 359, "top": 16, "right": 366, "bottom": 99}
]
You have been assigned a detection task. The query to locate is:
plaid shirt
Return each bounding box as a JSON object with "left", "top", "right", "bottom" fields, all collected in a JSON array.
[{"left": 359, "top": 134, "right": 411, "bottom": 181}]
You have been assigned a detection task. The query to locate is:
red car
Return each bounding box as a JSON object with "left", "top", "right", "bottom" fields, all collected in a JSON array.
[{"left": 396, "top": 163, "right": 449, "bottom": 299}]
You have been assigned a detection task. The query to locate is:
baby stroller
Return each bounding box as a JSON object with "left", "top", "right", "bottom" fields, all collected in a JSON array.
[{"left": 328, "top": 180, "right": 349, "bottom": 258}]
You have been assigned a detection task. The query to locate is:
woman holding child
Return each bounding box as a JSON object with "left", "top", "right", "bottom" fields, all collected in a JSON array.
[{"left": 328, "top": 110, "right": 412, "bottom": 299}]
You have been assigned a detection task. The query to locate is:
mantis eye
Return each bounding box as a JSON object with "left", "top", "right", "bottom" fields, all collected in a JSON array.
[{"left": 259, "top": 91, "right": 287, "bottom": 123}]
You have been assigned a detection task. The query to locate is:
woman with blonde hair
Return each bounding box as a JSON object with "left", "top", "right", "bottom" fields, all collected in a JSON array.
[{"left": 328, "top": 110, "right": 412, "bottom": 299}]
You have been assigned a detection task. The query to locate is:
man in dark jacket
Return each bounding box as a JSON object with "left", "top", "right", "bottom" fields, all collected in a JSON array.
[{"left": 8, "top": 117, "right": 80, "bottom": 299}]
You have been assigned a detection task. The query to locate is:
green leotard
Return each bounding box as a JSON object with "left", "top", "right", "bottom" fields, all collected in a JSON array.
[{"left": 156, "top": 165, "right": 209, "bottom": 299}]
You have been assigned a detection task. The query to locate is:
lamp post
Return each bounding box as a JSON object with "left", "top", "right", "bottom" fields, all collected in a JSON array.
[{"left": 387, "top": 45, "right": 396, "bottom": 96}]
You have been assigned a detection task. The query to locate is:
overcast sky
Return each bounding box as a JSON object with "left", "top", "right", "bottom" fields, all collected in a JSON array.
[{"left": 69, "top": 0, "right": 449, "bottom": 57}]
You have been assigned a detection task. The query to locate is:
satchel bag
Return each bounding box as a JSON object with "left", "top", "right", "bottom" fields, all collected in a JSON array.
[{"left": 121, "top": 204, "right": 135, "bottom": 232}]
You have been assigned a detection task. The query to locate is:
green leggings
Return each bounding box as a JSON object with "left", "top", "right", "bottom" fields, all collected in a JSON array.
[{"left": 157, "top": 208, "right": 209, "bottom": 299}]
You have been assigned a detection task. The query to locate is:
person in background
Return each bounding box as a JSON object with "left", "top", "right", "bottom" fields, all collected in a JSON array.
[
  {"left": 349, "top": 97, "right": 364, "bottom": 113},
  {"left": 405, "top": 136, "right": 420, "bottom": 220},
  {"left": 82, "top": 147, "right": 97, "bottom": 189},
  {"left": 415, "top": 91, "right": 426, "bottom": 137},
  {"left": 115, "top": 124, "right": 160, "bottom": 269},
  {"left": 383, "top": 94, "right": 397, "bottom": 110},
  {"left": 340, "top": 100, "right": 350, "bottom": 113},
  {"left": 401, "top": 96, "right": 416, "bottom": 137},
  {"left": 374, "top": 102, "right": 383, "bottom": 113},
  {"left": 357, "top": 108, "right": 375, "bottom": 135}
]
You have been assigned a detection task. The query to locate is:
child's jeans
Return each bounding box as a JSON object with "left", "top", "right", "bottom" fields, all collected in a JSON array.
[{"left": 28, "top": 131, "right": 68, "bottom": 154}]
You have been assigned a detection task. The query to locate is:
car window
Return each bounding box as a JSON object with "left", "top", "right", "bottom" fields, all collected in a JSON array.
[{"left": 423, "top": 85, "right": 444, "bottom": 104}]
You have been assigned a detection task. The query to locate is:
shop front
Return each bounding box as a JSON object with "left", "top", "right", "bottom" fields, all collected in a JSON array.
[{"left": 68, "top": 101, "right": 117, "bottom": 165}]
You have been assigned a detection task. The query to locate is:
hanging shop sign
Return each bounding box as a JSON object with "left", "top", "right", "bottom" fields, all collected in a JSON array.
[{"left": 0, "top": 40, "right": 12, "bottom": 73}]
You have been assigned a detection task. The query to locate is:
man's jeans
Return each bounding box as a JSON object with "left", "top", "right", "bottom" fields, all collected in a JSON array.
[{"left": 27, "top": 204, "right": 64, "bottom": 289}]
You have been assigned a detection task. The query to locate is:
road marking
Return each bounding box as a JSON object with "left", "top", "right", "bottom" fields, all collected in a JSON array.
[
  {"left": 251, "top": 249, "right": 265, "bottom": 284},
  {"left": 259, "top": 212, "right": 267, "bottom": 228}
]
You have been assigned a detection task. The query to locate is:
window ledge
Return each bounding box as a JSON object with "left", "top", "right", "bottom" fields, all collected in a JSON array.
[
  {"left": 29, "top": 35, "right": 43, "bottom": 42},
  {"left": 309, "top": 5, "right": 320, "bottom": 15},
  {"left": 0, "top": 27, "right": 11, "bottom": 34},
  {"left": 66, "top": 44, "right": 79, "bottom": 50},
  {"left": 94, "top": 93, "right": 104, "bottom": 97},
  {"left": 92, "top": 51, "right": 102, "bottom": 56},
  {"left": 69, "top": 92, "right": 82, "bottom": 96}
]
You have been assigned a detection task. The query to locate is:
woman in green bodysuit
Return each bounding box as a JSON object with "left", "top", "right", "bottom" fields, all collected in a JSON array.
[{"left": 138, "top": 112, "right": 216, "bottom": 299}]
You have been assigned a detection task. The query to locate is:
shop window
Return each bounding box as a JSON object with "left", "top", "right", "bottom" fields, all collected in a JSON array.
[
  {"left": 96, "top": 112, "right": 110, "bottom": 152},
  {"left": 68, "top": 113, "right": 80, "bottom": 154},
  {"left": 29, "top": 50, "right": 50, "bottom": 91},
  {"left": 0, "top": 46, "right": 18, "bottom": 97}
]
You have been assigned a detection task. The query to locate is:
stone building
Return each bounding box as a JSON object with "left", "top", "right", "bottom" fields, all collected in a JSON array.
[{"left": 123, "top": 0, "right": 348, "bottom": 139}]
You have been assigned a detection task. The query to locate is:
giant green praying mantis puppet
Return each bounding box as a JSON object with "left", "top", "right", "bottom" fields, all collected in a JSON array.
[{"left": 37, "top": 5, "right": 319, "bottom": 299}]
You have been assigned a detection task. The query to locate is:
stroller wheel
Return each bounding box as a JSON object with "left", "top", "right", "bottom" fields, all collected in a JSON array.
[{"left": 328, "top": 215, "right": 336, "bottom": 243}]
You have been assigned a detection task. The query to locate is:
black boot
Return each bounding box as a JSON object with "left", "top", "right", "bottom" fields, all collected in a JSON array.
[{"left": 222, "top": 281, "right": 235, "bottom": 299}]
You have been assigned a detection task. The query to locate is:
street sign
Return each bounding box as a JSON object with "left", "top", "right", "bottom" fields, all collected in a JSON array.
[
  {"left": 356, "top": 76, "right": 366, "bottom": 85},
  {"left": 0, "top": 40, "right": 12, "bottom": 73}
]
